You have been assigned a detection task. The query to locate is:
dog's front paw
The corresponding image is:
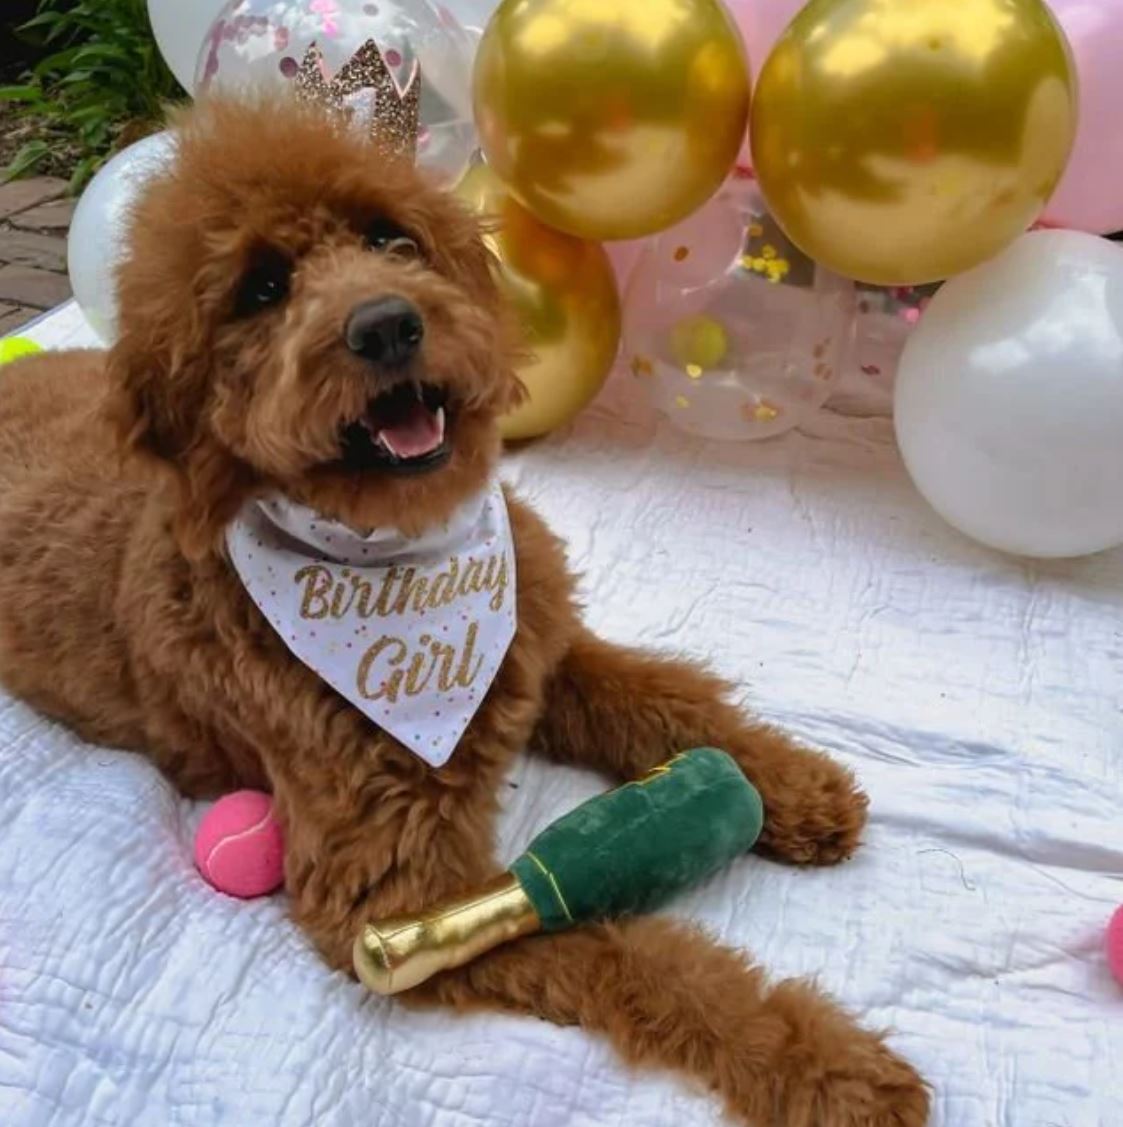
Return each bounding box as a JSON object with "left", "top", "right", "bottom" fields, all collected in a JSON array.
[
  {"left": 734, "top": 736, "right": 869, "bottom": 865},
  {"left": 772, "top": 982, "right": 931, "bottom": 1127}
]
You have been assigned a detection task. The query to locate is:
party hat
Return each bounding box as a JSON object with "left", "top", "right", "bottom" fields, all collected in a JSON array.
[{"left": 293, "top": 39, "right": 421, "bottom": 159}]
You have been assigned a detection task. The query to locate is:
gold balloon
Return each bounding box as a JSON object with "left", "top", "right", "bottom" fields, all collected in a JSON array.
[
  {"left": 473, "top": 0, "right": 750, "bottom": 241},
  {"left": 458, "top": 161, "right": 621, "bottom": 440},
  {"left": 750, "top": 0, "right": 1078, "bottom": 286}
]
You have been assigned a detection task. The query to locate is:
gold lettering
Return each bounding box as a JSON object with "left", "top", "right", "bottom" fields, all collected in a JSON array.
[
  {"left": 486, "top": 554, "right": 509, "bottom": 612},
  {"left": 374, "top": 566, "right": 402, "bottom": 616},
  {"left": 426, "top": 556, "right": 461, "bottom": 610},
  {"left": 391, "top": 567, "right": 430, "bottom": 615},
  {"left": 357, "top": 635, "right": 408, "bottom": 702},
  {"left": 330, "top": 568, "right": 356, "bottom": 618},
  {"left": 405, "top": 634, "right": 436, "bottom": 696},
  {"left": 433, "top": 637, "right": 460, "bottom": 691},
  {"left": 455, "top": 620, "right": 484, "bottom": 688},
  {"left": 350, "top": 573, "right": 374, "bottom": 618},
  {"left": 459, "top": 557, "right": 484, "bottom": 599},
  {"left": 295, "top": 564, "right": 334, "bottom": 620}
]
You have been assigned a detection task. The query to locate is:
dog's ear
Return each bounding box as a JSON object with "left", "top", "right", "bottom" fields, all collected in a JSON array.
[
  {"left": 440, "top": 207, "right": 530, "bottom": 417},
  {"left": 105, "top": 326, "right": 252, "bottom": 560},
  {"left": 106, "top": 327, "right": 202, "bottom": 463}
]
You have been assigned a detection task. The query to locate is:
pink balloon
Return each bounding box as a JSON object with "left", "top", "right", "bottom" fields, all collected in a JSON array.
[
  {"left": 606, "top": 240, "right": 644, "bottom": 294},
  {"left": 1043, "top": 1, "right": 1123, "bottom": 234},
  {"left": 725, "top": 0, "right": 807, "bottom": 74},
  {"left": 725, "top": 1, "right": 808, "bottom": 167}
]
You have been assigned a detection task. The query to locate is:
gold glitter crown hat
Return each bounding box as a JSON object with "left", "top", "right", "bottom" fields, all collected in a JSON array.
[{"left": 293, "top": 39, "right": 421, "bottom": 160}]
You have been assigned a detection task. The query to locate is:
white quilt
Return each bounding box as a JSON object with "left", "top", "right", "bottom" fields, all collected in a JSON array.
[{"left": 1, "top": 304, "right": 1120, "bottom": 1127}]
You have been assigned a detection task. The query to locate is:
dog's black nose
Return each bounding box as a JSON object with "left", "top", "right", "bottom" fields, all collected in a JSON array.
[{"left": 345, "top": 297, "right": 424, "bottom": 366}]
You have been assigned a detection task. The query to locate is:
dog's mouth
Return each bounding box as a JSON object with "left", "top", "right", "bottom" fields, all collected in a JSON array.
[{"left": 336, "top": 381, "right": 452, "bottom": 475}]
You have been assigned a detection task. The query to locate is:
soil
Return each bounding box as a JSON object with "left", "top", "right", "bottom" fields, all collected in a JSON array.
[{"left": 1, "top": 19, "right": 84, "bottom": 185}]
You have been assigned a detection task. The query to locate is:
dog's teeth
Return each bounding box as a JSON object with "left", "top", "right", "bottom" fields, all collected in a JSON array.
[
  {"left": 376, "top": 431, "right": 399, "bottom": 458},
  {"left": 435, "top": 406, "right": 446, "bottom": 443},
  {"left": 411, "top": 381, "right": 424, "bottom": 401}
]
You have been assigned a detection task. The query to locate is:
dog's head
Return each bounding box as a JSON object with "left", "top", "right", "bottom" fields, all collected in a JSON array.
[{"left": 109, "top": 97, "right": 522, "bottom": 556}]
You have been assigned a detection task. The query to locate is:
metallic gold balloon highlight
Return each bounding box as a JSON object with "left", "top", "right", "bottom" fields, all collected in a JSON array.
[
  {"left": 458, "top": 161, "right": 621, "bottom": 441},
  {"left": 751, "top": 0, "right": 1078, "bottom": 285},
  {"left": 473, "top": 0, "right": 751, "bottom": 240}
]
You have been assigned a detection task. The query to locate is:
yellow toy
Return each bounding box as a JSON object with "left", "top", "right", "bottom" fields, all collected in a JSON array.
[{"left": 0, "top": 337, "right": 42, "bottom": 365}]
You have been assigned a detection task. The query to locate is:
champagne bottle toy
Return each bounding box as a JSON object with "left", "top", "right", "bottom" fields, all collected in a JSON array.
[{"left": 354, "top": 747, "right": 764, "bottom": 995}]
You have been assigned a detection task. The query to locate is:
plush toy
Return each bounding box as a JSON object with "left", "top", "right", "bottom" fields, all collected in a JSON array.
[
  {"left": 0, "top": 337, "right": 43, "bottom": 365},
  {"left": 354, "top": 747, "right": 764, "bottom": 995},
  {"left": 194, "top": 790, "right": 285, "bottom": 899},
  {"left": 1108, "top": 906, "right": 1123, "bottom": 987}
]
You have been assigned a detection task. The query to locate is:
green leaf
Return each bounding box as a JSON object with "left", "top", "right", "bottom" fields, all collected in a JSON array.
[
  {"left": 2, "top": 140, "right": 52, "bottom": 183},
  {"left": 9, "top": 0, "right": 181, "bottom": 186},
  {"left": 68, "top": 154, "right": 103, "bottom": 194},
  {"left": 0, "top": 86, "right": 44, "bottom": 104}
]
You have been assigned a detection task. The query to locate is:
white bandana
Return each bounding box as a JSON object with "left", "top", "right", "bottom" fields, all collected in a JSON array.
[{"left": 226, "top": 483, "right": 516, "bottom": 767}]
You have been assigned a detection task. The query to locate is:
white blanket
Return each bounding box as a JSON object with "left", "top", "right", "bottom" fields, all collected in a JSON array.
[{"left": 2, "top": 304, "right": 1120, "bottom": 1127}]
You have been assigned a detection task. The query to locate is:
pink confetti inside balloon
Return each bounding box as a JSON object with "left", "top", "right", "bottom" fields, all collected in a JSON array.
[
  {"left": 854, "top": 282, "right": 941, "bottom": 386},
  {"left": 195, "top": 0, "right": 477, "bottom": 183}
]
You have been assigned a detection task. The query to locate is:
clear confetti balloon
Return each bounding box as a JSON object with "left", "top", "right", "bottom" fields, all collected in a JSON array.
[
  {"left": 194, "top": 0, "right": 477, "bottom": 182},
  {"left": 148, "top": 0, "right": 227, "bottom": 91},
  {"left": 434, "top": 0, "right": 497, "bottom": 36},
  {"left": 623, "top": 177, "right": 856, "bottom": 442},
  {"left": 854, "top": 283, "right": 941, "bottom": 388}
]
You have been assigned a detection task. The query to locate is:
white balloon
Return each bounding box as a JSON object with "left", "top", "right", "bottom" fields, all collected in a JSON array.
[
  {"left": 433, "top": 0, "right": 498, "bottom": 35},
  {"left": 148, "top": 0, "right": 227, "bottom": 91},
  {"left": 895, "top": 230, "right": 1123, "bottom": 559},
  {"left": 67, "top": 133, "right": 178, "bottom": 345}
]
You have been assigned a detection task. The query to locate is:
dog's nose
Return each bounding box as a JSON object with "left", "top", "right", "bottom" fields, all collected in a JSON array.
[{"left": 345, "top": 297, "right": 424, "bottom": 367}]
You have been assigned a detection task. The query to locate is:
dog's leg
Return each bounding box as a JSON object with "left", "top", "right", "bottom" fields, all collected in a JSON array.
[
  {"left": 532, "top": 629, "right": 868, "bottom": 865},
  {"left": 280, "top": 787, "right": 927, "bottom": 1127},
  {"left": 422, "top": 915, "right": 929, "bottom": 1127}
]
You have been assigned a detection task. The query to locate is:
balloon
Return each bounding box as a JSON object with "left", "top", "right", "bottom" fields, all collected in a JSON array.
[
  {"left": 196, "top": 0, "right": 477, "bottom": 182},
  {"left": 895, "top": 231, "right": 1123, "bottom": 559},
  {"left": 751, "top": 0, "right": 1078, "bottom": 286},
  {"left": 433, "top": 0, "right": 496, "bottom": 35},
  {"left": 725, "top": 0, "right": 806, "bottom": 73},
  {"left": 605, "top": 240, "right": 644, "bottom": 295},
  {"left": 457, "top": 162, "right": 621, "bottom": 441},
  {"left": 854, "top": 283, "right": 941, "bottom": 386},
  {"left": 68, "top": 132, "right": 178, "bottom": 344},
  {"left": 473, "top": 0, "right": 750, "bottom": 241},
  {"left": 147, "top": 0, "right": 227, "bottom": 91},
  {"left": 624, "top": 178, "right": 855, "bottom": 442},
  {"left": 1042, "top": 0, "right": 1123, "bottom": 234}
]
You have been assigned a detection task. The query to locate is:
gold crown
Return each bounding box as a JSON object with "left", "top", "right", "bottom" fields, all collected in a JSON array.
[{"left": 293, "top": 39, "right": 421, "bottom": 160}]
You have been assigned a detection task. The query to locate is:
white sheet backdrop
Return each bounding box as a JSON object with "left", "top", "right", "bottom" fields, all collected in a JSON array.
[{"left": 1, "top": 303, "right": 1120, "bottom": 1126}]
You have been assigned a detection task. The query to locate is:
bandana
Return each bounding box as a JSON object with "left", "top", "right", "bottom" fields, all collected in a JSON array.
[{"left": 226, "top": 483, "right": 516, "bottom": 767}]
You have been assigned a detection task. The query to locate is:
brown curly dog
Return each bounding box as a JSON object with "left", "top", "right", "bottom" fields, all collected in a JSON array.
[{"left": 0, "top": 98, "right": 929, "bottom": 1125}]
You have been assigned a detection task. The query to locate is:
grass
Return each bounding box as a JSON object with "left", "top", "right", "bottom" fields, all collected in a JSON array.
[{"left": 1, "top": 0, "right": 185, "bottom": 192}]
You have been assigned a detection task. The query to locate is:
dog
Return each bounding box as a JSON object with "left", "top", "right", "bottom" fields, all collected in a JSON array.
[{"left": 0, "top": 97, "right": 929, "bottom": 1126}]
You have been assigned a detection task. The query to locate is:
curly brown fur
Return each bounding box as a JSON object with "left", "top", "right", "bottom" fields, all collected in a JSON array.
[{"left": 0, "top": 97, "right": 929, "bottom": 1125}]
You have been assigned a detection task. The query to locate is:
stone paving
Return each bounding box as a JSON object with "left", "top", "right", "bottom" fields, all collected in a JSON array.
[{"left": 0, "top": 176, "right": 74, "bottom": 336}]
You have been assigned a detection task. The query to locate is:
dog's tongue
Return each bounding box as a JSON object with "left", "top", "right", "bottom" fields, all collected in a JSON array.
[{"left": 378, "top": 401, "right": 443, "bottom": 459}]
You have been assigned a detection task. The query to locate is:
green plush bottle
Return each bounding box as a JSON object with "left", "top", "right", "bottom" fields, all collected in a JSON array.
[{"left": 354, "top": 748, "right": 764, "bottom": 995}]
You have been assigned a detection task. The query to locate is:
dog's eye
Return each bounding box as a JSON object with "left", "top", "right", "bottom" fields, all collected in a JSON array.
[
  {"left": 235, "top": 251, "right": 292, "bottom": 316},
  {"left": 366, "top": 218, "right": 419, "bottom": 258}
]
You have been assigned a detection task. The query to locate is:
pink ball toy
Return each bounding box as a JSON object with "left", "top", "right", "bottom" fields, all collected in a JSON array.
[
  {"left": 194, "top": 790, "right": 285, "bottom": 899},
  {"left": 1108, "top": 907, "right": 1123, "bottom": 988}
]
